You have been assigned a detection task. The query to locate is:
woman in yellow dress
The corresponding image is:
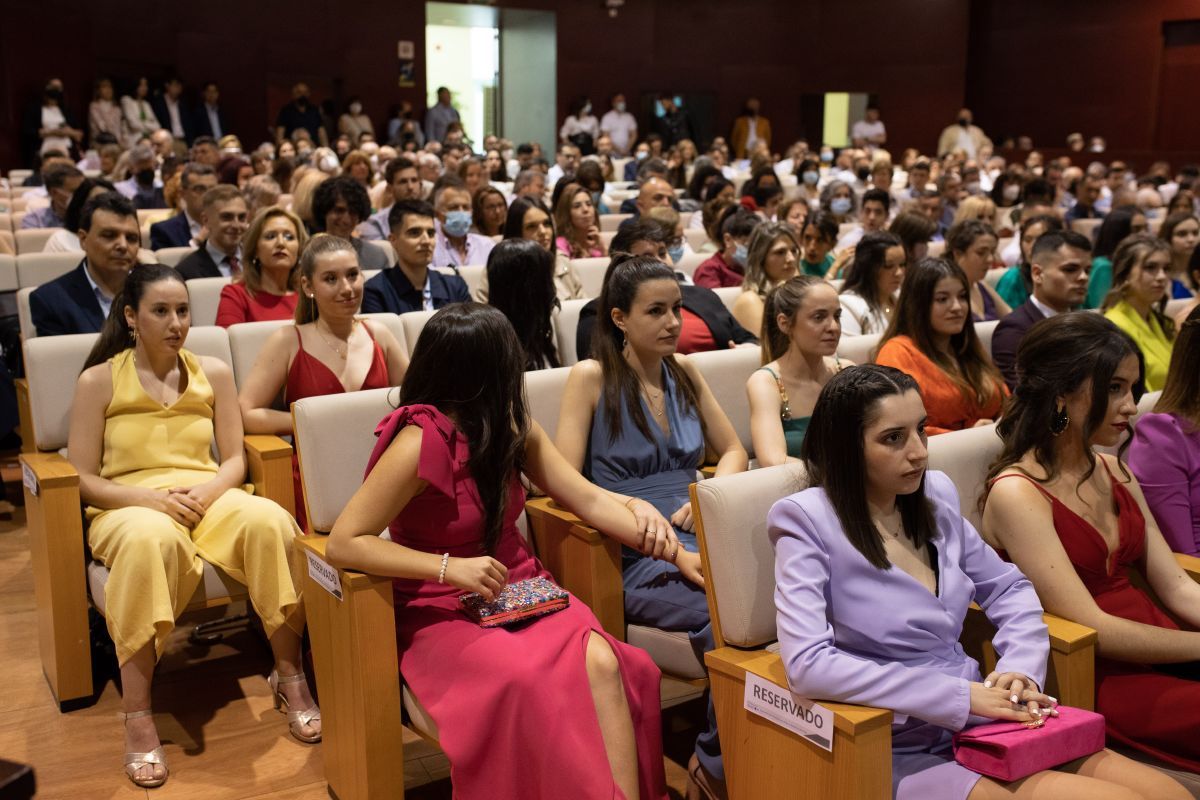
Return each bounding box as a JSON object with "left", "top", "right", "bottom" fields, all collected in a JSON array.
[{"left": 67, "top": 263, "right": 318, "bottom": 789}]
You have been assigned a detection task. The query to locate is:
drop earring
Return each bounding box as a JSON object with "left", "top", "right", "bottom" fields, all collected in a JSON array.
[{"left": 1050, "top": 405, "right": 1069, "bottom": 436}]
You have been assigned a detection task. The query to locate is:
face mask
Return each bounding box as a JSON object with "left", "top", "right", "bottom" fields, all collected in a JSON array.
[
  {"left": 958, "top": 117, "right": 970, "bottom": 128},
  {"left": 830, "top": 197, "right": 852, "bottom": 216},
  {"left": 964, "top": 181, "right": 981, "bottom": 195},
  {"left": 635, "top": 150, "right": 648, "bottom": 161},
  {"left": 135, "top": 168, "right": 155, "bottom": 185},
  {"left": 615, "top": 102, "right": 626, "bottom": 113},
  {"left": 320, "top": 154, "right": 339, "bottom": 172},
  {"left": 581, "top": 104, "right": 592, "bottom": 116},
  {"left": 349, "top": 103, "right": 362, "bottom": 115},
  {"left": 1002, "top": 184, "right": 1021, "bottom": 203},
  {"left": 732, "top": 244, "right": 748, "bottom": 265},
  {"left": 820, "top": 151, "right": 833, "bottom": 163},
  {"left": 667, "top": 244, "right": 685, "bottom": 264},
  {"left": 802, "top": 171, "right": 820, "bottom": 186},
  {"left": 856, "top": 167, "right": 870, "bottom": 182},
  {"left": 444, "top": 210, "right": 472, "bottom": 237}
]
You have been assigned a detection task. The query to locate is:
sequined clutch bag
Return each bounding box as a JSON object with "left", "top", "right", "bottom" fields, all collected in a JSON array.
[{"left": 458, "top": 576, "right": 570, "bottom": 628}]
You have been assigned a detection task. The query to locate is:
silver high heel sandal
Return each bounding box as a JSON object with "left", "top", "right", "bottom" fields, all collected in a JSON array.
[
  {"left": 119, "top": 709, "right": 169, "bottom": 789},
  {"left": 268, "top": 670, "right": 322, "bottom": 744}
]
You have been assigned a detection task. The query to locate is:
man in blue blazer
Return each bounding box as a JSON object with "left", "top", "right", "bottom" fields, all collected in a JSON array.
[
  {"left": 362, "top": 199, "right": 469, "bottom": 314},
  {"left": 30, "top": 193, "right": 138, "bottom": 337},
  {"left": 149, "top": 163, "right": 217, "bottom": 250}
]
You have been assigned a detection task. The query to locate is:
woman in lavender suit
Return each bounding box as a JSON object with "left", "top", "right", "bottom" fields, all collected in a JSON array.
[{"left": 769, "top": 365, "right": 1187, "bottom": 800}]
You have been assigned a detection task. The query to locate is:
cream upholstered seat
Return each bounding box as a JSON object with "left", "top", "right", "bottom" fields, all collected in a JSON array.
[
  {"left": 15, "top": 251, "right": 79, "bottom": 288},
  {"left": 688, "top": 346, "right": 762, "bottom": 458},
  {"left": 674, "top": 251, "right": 706, "bottom": 278},
  {"left": 713, "top": 286, "right": 740, "bottom": 311},
  {"left": 454, "top": 264, "right": 485, "bottom": 298},
  {"left": 154, "top": 246, "right": 195, "bottom": 267},
  {"left": 927, "top": 422, "right": 1002, "bottom": 530},
  {"left": 555, "top": 298, "right": 589, "bottom": 367},
  {"left": 226, "top": 319, "right": 292, "bottom": 388},
  {"left": 398, "top": 309, "right": 436, "bottom": 357},
  {"left": 363, "top": 238, "right": 395, "bottom": 266},
  {"left": 684, "top": 228, "right": 708, "bottom": 252},
  {"left": 15, "top": 227, "right": 56, "bottom": 254},
  {"left": 16, "top": 287, "right": 35, "bottom": 341},
  {"left": 599, "top": 213, "right": 631, "bottom": 232},
  {"left": 975, "top": 319, "right": 1000, "bottom": 354},
  {"left": 0, "top": 254, "right": 17, "bottom": 292},
  {"left": 184, "top": 276, "right": 231, "bottom": 327},
  {"left": 837, "top": 331, "right": 883, "bottom": 364},
  {"left": 570, "top": 257, "right": 609, "bottom": 298},
  {"left": 21, "top": 327, "right": 291, "bottom": 709}
]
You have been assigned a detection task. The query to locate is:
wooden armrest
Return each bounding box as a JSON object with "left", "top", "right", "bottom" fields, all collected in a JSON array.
[
  {"left": 297, "top": 536, "right": 405, "bottom": 799},
  {"left": 524, "top": 496, "right": 625, "bottom": 639},
  {"left": 1043, "top": 612, "right": 1097, "bottom": 653},
  {"left": 699, "top": 464, "right": 717, "bottom": 479},
  {"left": 1176, "top": 553, "right": 1200, "bottom": 582},
  {"left": 20, "top": 452, "right": 92, "bottom": 708},
  {"left": 16, "top": 377, "right": 33, "bottom": 453},
  {"left": 244, "top": 434, "right": 294, "bottom": 517}
]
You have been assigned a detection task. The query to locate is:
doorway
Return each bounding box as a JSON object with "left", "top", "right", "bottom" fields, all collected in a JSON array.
[{"left": 425, "top": 2, "right": 499, "bottom": 145}]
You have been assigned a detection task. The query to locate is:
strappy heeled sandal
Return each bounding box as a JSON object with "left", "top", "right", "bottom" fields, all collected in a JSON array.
[
  {"left": 119, "top": 709, "right": 169, "bottom": 789},
  {"left": 268, "top": 670, "right": 322, "bottom": 744}
]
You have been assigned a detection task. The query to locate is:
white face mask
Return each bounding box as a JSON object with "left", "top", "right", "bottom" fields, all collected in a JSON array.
[
  {"left": 349, "top": 103, "right": 362, "bottom": 115},
  {"left": 615, "top": 101, "right": 626, "bottom": 113},
  {"left": 581, "top": 103, "right": 592, "bottom": 116}
]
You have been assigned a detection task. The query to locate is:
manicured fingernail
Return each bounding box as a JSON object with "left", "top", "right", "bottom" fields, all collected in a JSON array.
[
  {"left": 1032, "top": 707, "right": 1041, "bottom": 716},
  {"left": 1011, "top": 694, "right": 1019, "bottom": 703},
  {"left": 983, "top": 681, "right": 992, "bottom": 688},
  {"left": 1048, "top": 696, "right": 1056, "bottom": 703}
]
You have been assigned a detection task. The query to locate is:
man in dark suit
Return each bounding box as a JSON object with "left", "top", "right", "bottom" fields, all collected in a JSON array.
[
  {"left": 175, "top": 185, "right": 248, "bottom": 280},
  {"left": 192, "top": 82, "right": 228, "bottom": 142},
  {"left": 149, "top": 163, "right": 217, "bottom": 250},
  {"left": 30, "top": 193, "right": 138, "bottom": 337},
  {"left": 991, "top": 230, "right": 1092, "bottom": 389},
  {"left": 150, "top": 77, "right": 193, "bottom": 144},
  {"left": 362, "top": 200, "right": 469, "bottom": 314}
]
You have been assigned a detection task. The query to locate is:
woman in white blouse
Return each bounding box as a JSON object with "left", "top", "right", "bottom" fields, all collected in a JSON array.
[
  {"left": 838, "top": 230, "right": 907, "bottom": 336},
  {"left": 559, "top": 96, "right": 600, "bottom": 152},
  {"left": 89, "top": 78, "right": 123, "bottom": 142},
  {"left": 120, "top": 77, "right": 160, "bottom": 148}
]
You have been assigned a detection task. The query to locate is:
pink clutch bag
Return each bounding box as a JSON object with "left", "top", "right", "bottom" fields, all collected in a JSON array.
[
  {"left": 952, "top": 706, "right": 1106, "bottom": 782},
  {"left": 458, "top": 576, "right": 570, "bottom": 628}
]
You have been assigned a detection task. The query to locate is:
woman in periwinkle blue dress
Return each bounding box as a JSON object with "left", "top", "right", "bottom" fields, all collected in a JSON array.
[
  {"left": 557, "top": 254, "right": 748, "bottom": 798},
  {"left": 769, "top": 364, "right": 1188, "bottom": 800}
]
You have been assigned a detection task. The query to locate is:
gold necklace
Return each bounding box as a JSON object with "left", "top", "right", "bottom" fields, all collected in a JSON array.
[
  {"left": 315, "top": 319, "right": 357, "bottom": 360},
  {"left": 639, "top": 380, "right": 665, "bottom": 417},
  {"left": 133, "top": 352, "right": 179, "bottom": 407},
  {"left": 874, "top": 513, "right": 905, "bottom": 540}
]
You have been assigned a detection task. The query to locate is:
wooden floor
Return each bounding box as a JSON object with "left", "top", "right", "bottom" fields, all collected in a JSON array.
[{"left": 0, "top": 487, "right": 700, "bottom": 799}]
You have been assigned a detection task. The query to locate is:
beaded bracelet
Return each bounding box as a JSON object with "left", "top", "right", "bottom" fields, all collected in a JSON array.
[{"left": 437, "top": 552, "right": 450, "bottom": 584}]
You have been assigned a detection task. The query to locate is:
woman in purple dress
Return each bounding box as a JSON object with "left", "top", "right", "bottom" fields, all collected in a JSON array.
[{"left": 769, "top": 364, "right": 1187, "bottom": 800}]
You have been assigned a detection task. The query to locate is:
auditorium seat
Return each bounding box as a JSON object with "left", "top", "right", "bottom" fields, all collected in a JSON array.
[
  {"left": 927, "top": 240, "right": 946, "bottom": 258},
  {"left": 16, "top": 287, "right": 35, "bottom": 342},
  {"left": 154, "top": 246, "right": 195, "bottom": 267},
  {"left": 684, "top": 228, "right": 708, "bottom": 252},
  {"left": 226, "top": 319, "right": 292, "bottom": 389},
  {"left": 570, "top": 256, "right": 608, "bottom": 298},
  {"left": 599, "top": 213, "right": 631, "bottom": 232},
  {"left": 399, "top": 309, "right": 437, "bottom": 357},
  {"left": 0, "top": 212, "right": 12, "bottom": 231},
  {"left": 7, "top": 169, "right": 33, "bottom": 186},
  {"left": 555, "top": 298, "right": 589, "bottom": 367},
  {"left": 689, "top": 464, "right": 1100, "bottom": 799},
  {"left": 453, "top": 264, "right": 484, "bottom": 298},
  {"left": 688, "top": 347, "right": 762, "bottom": 458},
  {"left": 20, "top": 327, "right": 292, "bottom": 709},
  {"left": 599, "top": 230, "right": 616, "bottom": 250},
  {"left": 0, "top": 253, "right": 17, "bottom": 293},
  {"left": 975, "top": 318, "right": 1000, "bottom": 354},
  {"left": 836, "top": 331, "right": 882, "bottom": 364},
  {"left": 713, "top": 286, "right": 740, "bottom": 312},
  {"left": 364, "top": 238, "right": 395, "bottom": 266},
  {"left": 674, "top": 251, "right": 706, "bottom": 278},
  {"left": 0, "top": 230, "right": 13, "bottom": 256},
  {"left": 1070, "top": 218, "right": 1103, "bottom": 240},
  {"left": 984, "top": 267, "right": 1007, "bottom": 289},
  {"left": 1165, "top": 297, "right": 1192, "bottom": 319},
  {"left": 15, "top": 252, "right": 79, "bottom": 288},
  {"left": 185, "top": 276, "right": 231, "bottom": 326},
  {"left": 14, "top": 228, "right": 56, "bottom": 255}
]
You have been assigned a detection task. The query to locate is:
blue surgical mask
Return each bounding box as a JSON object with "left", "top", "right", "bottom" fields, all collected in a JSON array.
[
  {"left": 732, "top": 244, "right": 748, "bottom": 265},
  {"left": 802, "top": 170, "right": 819, "bottom": 185},
  {"left": 667, "top": 244, "right": 685, "bottom": 264},
  {"left": 820, "top": 150, "right": 834, "bottom": 163},
  {"left": 444, "top": 210, "right": 472, "bottom": 237},
  {"left": 635, "top": 150, "right": 648, "bottom": 161},
  {"left": 830, "top": 197, "right": 852, "bottom": 215}
]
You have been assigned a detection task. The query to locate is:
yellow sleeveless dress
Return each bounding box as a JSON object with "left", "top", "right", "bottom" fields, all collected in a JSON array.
[{"left": 86, "top": 348, "right": 303, "bottom": 664}]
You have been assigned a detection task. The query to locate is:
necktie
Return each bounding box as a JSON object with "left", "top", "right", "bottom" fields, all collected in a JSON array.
[{"left": 228, "top": 255, "right": 241, "bottom": 277}]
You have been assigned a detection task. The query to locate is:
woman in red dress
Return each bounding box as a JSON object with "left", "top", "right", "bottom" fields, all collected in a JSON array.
[
  {"left": 239, "top": 234, "right": 407, "bottom": 529},
  {"left": 326, "top": 303, "right": 671, "bottom": 800},
  {"left": 984, "top": 312, "right": 1200, "bottom": 773},
  {"left": 215, "top": 207, "right": 306, "bottom": 327}
]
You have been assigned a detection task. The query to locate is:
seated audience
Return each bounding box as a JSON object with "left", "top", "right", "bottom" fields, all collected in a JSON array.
[
  {"left": 512, "top": 168, "right": 548, "bottom": 201},
  {"left": 645, "top": 206, "right": 689, "bottom": 266},
  {"left": 888, "top": 210, "right": 936, "bottom": 267},
  {"left": 952, "top": 194, "right": 997, "bottom": 228},
  {"left": 325, "top": 303, "right": 669, "bottom": 800},
  {"left": 362, "top": 200, "right": 469, "bottom": 313},
  {"left": 31, "top": 192, "right": 137, "bottom": 337},
  {"left": 114, "top": 145, "right": 166, "bottom": 209},
  {"left": 42, "top": 177, "right": 115, "bottom": 252},
  {"left": 486, "top": 239, "right": 560, "bottom": 370},
  {"left": 238, "top": 235, "right": 406, "bottom": 530},
  {"left": 575, "top": 219, "right": 757, "bottom": 359},
  {"left": 995, "top": 212, "right": 1067, "bottom": 309},
  {"left": 472, "top": 185, "right": 507, "bottom": 237},
  {"left": 1175, "top": 247, "right": 1200, "bottom": 325},
  {"left": 431, "top": 178, "right": 494, "bottom": 268},
  {"left": 149, "top": 163, "right": 217, "bottom": 249},
  {"left": 777, "top": 196, "right": 810, "bottom": 235},
  {"left": 774, "top": 363, "right": 1187, "bottom": 800},
  {"left": 215, "top": 207, "right": 306, "bottom": 326},
  {"left": 69, "top": 264, "right": 316, "bottom": 789},
  {"left": 800, "top": 211, "right": 839, "bottom": 278},
  {"left": 1129, "top": 305, "right": 1200, "bottom": 556},
  {"left": 819, "top": 179, "right": 856, "bottom": 225},
  {"left": 556, "top": 256, "right": 747, "bottom": 798},
  {"left": 1101, "top": 234, "right": 1176, "bottom": 392},
  {"left": 946, "top": 219, "right": 1010, "bottom": 320},
  {"left": 876, "top": 258, "right": 1008, "bottom": 434},
  {"left": 992, "top": 230, "right": 1092, "bottom": 388},
  {"left": 311, "top": 176, "right": 390, "bottom": 271},
  {"left": 359, "top": 156, "right": 422, "bottom": 241},
  {"left": 1064, "top": 173, "right": 1105, "bottom": 222},
  {"left": 731, "top": 221, "right": 801, "bottom": 335},
  {"left": 748, "top": 276, "right": 848, "bottom": 466},
  {"left": 1158, "top": 211, "right": 1199, "bottom": 299},
  {"left": 838, "top": 231, "right": 907, "bottom": 336},
  {"left": 984, "top": 312, "right": 1200, "bottom": 777},
  {"left": 693, "top": 206, "right": 759, "bottom": 288},
  {"left": 554, "top": 182, "right": 605, "bottom": 259},
  {"left": 476, "top": 196, "right": 584, "bottom": 302},
  {"left": 1085, "top": 207, "right": 1148, "bottom": 309},
  {"left": 176, "top": 186, "right": 249, "bottom": 280},
  {"left": 835, "top": 188, "right": 890, "bottom": 251},
  {"left": 243, "top": 174, "right": 282, "bottom": 219},
  {"left": 19, "top": 163, "right": 83, "bottom": 229}
]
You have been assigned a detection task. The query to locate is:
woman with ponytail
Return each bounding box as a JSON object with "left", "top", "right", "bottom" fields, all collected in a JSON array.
[
  {"left": 238, "top": 234, "right": 407, "bottom": 529},
  {"left": 747, "top": 276, "right": 850, "bottom": 466},
  {"left": 69, "top": 264, "right": 316, "bottom": 788}
]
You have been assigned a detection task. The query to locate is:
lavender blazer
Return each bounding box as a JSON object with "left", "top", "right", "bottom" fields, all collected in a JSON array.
[
  {"left": 1128, "top": 412, "right": 1200, "bottom": 556},
  {"left": 769, "top": 470, "right": 1049, "bottom": 799}
]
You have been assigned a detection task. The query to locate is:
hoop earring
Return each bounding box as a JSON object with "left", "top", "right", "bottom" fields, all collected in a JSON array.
[
  {"left": 1050, "top": 406, "right": 1069, "bottom": 436},
  {"left": 621, "top": 336, "right": 628, "bottom": 350}
]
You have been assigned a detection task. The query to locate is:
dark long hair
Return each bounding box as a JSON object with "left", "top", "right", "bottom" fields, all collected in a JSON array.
[
  {"left": 592, "top": 255, "right": 701, "bottom": 443},
  {"left": 486, "top": 239, "right": 560, "bottom": 370},
  {"left": 1155, "top": 304, "right": 1200, "bottom": 426},
  {"left": 84, "top": 264, "right": 185, "bottom": 370},
  {"left": 880, "top": 257, "right": 1004, "bottom": 405},
  {"left": 841, "top": 230, "right": 903, "bottom": 314},
  {"left": 1093, "top": 206, "right": 1140, "bottom": 260},
  {"left": 801, "top": 365, "right": 937, "bottom": 569},
  {"left": 398, "top": 303, "right": 528, "bottom": 555},
  {"left": 985, "top": 312, "right": 1138, "bottom": 493},
  {"left": 65, "top": 178, "right": 116, "bottom": 233},
  {"left": 502, "top": 196, "right": 554, "bottom": 242}
]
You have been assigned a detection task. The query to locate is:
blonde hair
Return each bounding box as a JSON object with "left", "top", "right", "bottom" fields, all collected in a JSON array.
[
  {"left": 953, "top": 195, "right": 996, "bottom": 227},
  {"left": 294, "top": 234, "right": 357, "bottom": 324},
  {"left": 743, "top": 222, "right": 799, "bottom": 298},
  {"left": 240, "top": 206, "right": 307, "bottom": 294},
  {"left": 289, "top": 168, "right": 326, "bottom": 228}
]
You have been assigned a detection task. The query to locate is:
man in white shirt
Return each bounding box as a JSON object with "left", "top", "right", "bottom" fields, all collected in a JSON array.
[
  {"left": 600, "top": 93, "right": 638, "bottom": 156},
  {"left": 547, "top": 144, "right": 581, "bottom": 186},
  {"left": 431, "top": 180, "right": 494, "bottom": 268},
  {"left": 851, "top": 106, "right": 887, "bottom": 150}
]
